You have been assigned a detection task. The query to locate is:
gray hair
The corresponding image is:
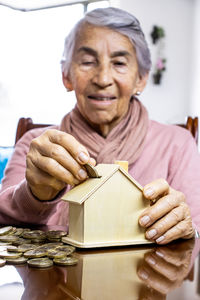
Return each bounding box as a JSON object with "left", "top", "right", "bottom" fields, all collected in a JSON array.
[{"left": 61, "top": 7, "right": 151, "bottom": 77}]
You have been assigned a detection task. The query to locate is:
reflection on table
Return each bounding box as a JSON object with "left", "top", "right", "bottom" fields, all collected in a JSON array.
[{"left": 0, "top": 238, "right": 199, "bottom": 300}]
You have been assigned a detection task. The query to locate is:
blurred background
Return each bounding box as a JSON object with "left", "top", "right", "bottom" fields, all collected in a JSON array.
[{"left": 0, "top": 0, "right": 199, "bottom": 146}]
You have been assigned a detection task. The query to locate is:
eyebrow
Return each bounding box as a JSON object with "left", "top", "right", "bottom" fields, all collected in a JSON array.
[
  {"left": 77, "top": 47, "right": 131, "bottom": 58},
  {"left": 110, "top": 51, "right": 131, "bottom": 58},
  {"left": 77, "top": 47, "right": 97, "bottom": 57}
]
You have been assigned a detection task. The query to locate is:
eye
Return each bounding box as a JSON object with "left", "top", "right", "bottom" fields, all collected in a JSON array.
[
  {"left": 113, "top": 60, "right": 127, "bottom": 67},
  {"left": 115, "top": 61, "right": 126, "bottom": 65},
  {"left": 82, "top": 61, "right": 95, "bottom": 65}
]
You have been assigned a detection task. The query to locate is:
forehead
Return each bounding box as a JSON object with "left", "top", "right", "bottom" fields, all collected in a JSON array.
[{"left": 74, "top": 23, "right": 135, "bottom": 55}]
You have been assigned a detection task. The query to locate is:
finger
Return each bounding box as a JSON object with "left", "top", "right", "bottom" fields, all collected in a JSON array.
[
  {"left": 144, "top": 252, "right": 182, "bottom": 281},
  {"left": 155, "top": 219, "right": 195, "bottom": 245},
  {"left": 154, "top": 239, "right": 195, "bottom": 266},
  {"left": 32, "top": 141, "right": 88, "bottom": 181},
  {"left": 138, "top": 284, "right": 165, "bottom": 300},
  {"left": 26, "top": 158, "right": 68, "bottom": 190},
  {"left": 155, "top": 244, "right": 193, "bottom": 267},
  {"left": 27, "top": 152, "right": 80, "bottom": 186},
  {"left": 145, "top": 204, "right": 185, "bottom": 240},
  {"left": 139, "top": 192, "right": 184, "bottom": 227},
  {"left": 137, "top": 263, "right": 176, "bottom": 295},
  {"left": 143, "top": 178, "right": 169, "bottom": 200},
  {"left": 88, "top": 157, "right": 96, "bottom": 166},
  {"left": 47, "top": 130, "right": 91, "bottom": 164}
]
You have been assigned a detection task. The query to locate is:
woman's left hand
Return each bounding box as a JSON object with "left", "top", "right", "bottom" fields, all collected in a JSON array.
[{"left": 139, "top": 179, "right": 195, "bottom": 244}]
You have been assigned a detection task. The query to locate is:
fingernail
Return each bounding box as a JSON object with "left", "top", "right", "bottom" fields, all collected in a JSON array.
[
  {"left": 144, "top": 188, "right": 154, "bottom": 197},
  {"left": 77, "top": 169, "right": 87, "bottom": 180},
  {"left": 78, "top": 152, "right": 89, "bottom": 163},
  {"left": 156, "top": 236, "right": 165, "bottom": 243},
  {"left": 147, "top": 229, "right": 157, "bottom": 239},
  {"left": 138, "top": 269, "right": 149, "bottom": 280},
  {"left": 146, "top": 256, "right": 156, "bottom": 265},
  {"left": 140, "top": 215, "right": 150, "bottom": 226}
]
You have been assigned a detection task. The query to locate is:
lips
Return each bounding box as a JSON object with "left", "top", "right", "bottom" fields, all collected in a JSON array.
[{"left": 88, "top": 94, "right": 116, "bottom": 101}]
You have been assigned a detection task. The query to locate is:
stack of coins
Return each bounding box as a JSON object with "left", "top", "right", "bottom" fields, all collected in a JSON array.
[{"left": 0, "top": 226, "right": 78, "bottom": 268}]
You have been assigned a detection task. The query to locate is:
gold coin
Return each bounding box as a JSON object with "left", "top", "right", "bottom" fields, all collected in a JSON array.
[
  {"left": 8, "top": 227, "right": 17, "bottom": 235},
  {"left": 31, "top": 239, "right": 46, "bottom": 244},
  {"left": 47, "top": 249, "right": 67, "bottom": 259},
  {"left": 18, "top": 244, "right": 37, "bottom": 253},
  {"left": 46, "top": 230, "right": 67, "bottom": 239},
  {"left": 0, "top": 259, "right": 6, "bottom": 267},
  {"left": 56, "top": 245, "right": 75, "bottom": 255},
  {"left": 0, "top": 235, "right": 18, "bottom": 243},
  {"left": 84, "top": 163, "right": 101, "bottom": 178},
  {"left": 0, "top": 226, "right": 13, "bottom": 236},
  {"left": 13, "top": 228, "right": 24, "bottom": 236},
  {"left": 24, "top": 249, "right": 47, "bottom": 258},
  {"left": 7, "top": 245, "right": 20, "bottom": 252},
  {"left": 22, "top": 230, "right": 46, "bottom": 240},
  {"left": 47, "top": 237, "right": 61, "bottom": 242},
  {"left": 6, "top": 256, "right": 28, "bottom": 265},
  {"left": 27, "top": 258, "right": 53, "bottom": 268},
  {"left": 53, "top": 256, "right": 78, "bottom": 266},
  {"left": 12, "top": 238, "right": 31, "bottom": 246},
  {"left": 0, "top": 245, "right": 10, "bottom": 252},
  {"left": 37, "top": 243, "right": 63, "bottom": 251},
  {"left": 0, "top": 250, "right": 22, "bottom": 259},
  {"left": 0, "top": 242, "right": 12, "bottom": 246}
]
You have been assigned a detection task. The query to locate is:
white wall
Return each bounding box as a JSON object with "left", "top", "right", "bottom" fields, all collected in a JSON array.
[
  {"left": 119, "top": 0, "right": 195, "bottom": 124},
  {"left": 0, "top": 0, "right": 198, "bottom": 145},
  {"left": 190, "top": 0, "right": 200, "bottom": 117},
  {"left": 0, "top": 1, "right": 109, "bottom": 147}
]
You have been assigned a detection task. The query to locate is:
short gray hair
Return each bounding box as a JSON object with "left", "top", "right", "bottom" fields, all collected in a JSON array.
[{"left": 61, "top": 7, "right": 151, "bottom": 77}]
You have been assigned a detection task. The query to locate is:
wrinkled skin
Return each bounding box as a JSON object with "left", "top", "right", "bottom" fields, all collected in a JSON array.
[
  {"left": 26, "top": 129, "right": 95, "bottom": 201},
  {"left": 137, "top": 239, "right": 195, "bottom": 299},
  {"left": 26, "top": 24, "right": 194, "bottom": 243},
  {"left": 26, "top": 129, "right": 194, "bottom": 244},
  {"left": 139, "top": 179, "right": 194, "bottom": 244}
]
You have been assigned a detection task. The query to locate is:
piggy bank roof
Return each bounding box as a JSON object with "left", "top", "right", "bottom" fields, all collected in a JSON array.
[{"left": 62, "top": 164, "right": 143, "bottom": 205}]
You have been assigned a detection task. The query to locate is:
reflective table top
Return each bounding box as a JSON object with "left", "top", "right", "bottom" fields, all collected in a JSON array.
[{"left": 0, "top": 236, "right": 200, "bottom": 300}]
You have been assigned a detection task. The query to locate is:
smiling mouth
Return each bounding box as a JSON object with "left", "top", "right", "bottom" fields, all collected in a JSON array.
[{"left": 88, "top": 95, "right": 116, "bottom": 101}]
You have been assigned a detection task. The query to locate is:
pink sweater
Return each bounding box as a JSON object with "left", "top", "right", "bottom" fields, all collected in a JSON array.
[{"left": 1, "top": 120, "right": 200, "bottom": 231}]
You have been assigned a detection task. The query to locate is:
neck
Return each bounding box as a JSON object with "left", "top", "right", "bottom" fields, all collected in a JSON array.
[
  {"left": 98, "top": 124, "right": 111, "bottom": 137},
  {"left": 89, "top": 115, "right": 126, "bottom": 137}
]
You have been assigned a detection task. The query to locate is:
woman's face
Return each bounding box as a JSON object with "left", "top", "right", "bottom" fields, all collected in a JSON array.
[{"left": 63, "top": 24, "right": 147, "bottom": 135}]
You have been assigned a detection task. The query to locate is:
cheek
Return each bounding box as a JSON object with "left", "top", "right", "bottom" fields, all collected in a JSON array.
[{"left": 118, "top": 72, "right": 138, "bottom": 95}]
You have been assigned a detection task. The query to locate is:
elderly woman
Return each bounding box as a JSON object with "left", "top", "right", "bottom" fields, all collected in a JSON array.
[{"left": 0, "top": 7, "right": 199, "bottom": 244}]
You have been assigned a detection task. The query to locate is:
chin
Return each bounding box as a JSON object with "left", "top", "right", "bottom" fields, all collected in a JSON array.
[{"left": 88, "top": 115, "right": 114, "bottom": 126}]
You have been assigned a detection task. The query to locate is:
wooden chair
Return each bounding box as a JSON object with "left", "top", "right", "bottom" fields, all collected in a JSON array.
[
  {"left": 15, "top": 116, "right": 199, "bottom": 145},
  {"left": 15, "top": 117, "right": 52, "bottom": 145},
  {"left": 178, "top": 116, "right": 198, "bottom": 144}
]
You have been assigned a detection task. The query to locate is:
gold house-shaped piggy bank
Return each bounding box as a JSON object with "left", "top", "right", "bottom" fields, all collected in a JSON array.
[{"left": 62, "top": 164, "right": 150, "bottom": 248}]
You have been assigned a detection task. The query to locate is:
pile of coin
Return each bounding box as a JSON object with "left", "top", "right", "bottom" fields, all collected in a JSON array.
[{"left": 0, "top": 226, "right": 78, "bottom": 268}]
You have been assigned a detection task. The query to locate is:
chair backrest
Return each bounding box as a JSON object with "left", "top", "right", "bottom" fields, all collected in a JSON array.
[
  {"left": 15, "top": 117, "right": 51, "bottom": 145},
  {"left": 15, "top": 116, "right": 199, "bottom": 145},
  {"left": 178, "top": 116, "right": 198, "bottom": 144}
]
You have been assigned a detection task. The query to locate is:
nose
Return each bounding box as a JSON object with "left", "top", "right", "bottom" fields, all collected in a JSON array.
[{"left": 92, "top": 63, "right": 113, "bottom": 88}]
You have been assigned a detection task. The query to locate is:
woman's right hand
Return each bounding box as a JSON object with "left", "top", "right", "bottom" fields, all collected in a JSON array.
[{"left": 26, "top": 129, "right": 95, "bottom": 201}]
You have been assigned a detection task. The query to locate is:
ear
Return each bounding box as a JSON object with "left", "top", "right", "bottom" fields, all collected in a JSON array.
[
  {"left": 133, "top": 73, "right": 149, "bottom": 95},
  {"left": 62, "top": 72, "right": 74, "bottom": 91}
]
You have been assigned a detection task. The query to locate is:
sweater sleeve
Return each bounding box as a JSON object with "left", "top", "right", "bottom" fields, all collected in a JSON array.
[
  {"left": 167, "top": 129, "right": 200, "bottom": 232},
  {"left": 0, "top": 126, "right": 66, "bottom": 226}
]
